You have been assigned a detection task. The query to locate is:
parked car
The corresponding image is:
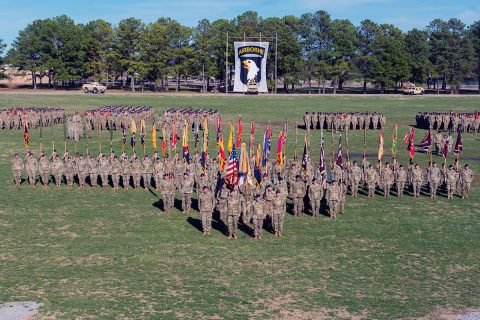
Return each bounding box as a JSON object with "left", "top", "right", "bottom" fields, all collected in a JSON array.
[{"left": 82, "top": 82, "right": 106, "bottom": 94}]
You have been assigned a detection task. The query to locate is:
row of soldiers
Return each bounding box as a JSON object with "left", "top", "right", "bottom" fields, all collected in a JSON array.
[
  {"left": 158, "top": 108, "right": 220, "bottom": 131},
  {"left": 83, "top": 106, "right": 155, "bottom": 130},
  {"left": 415, "top": 111, "right": 480, "bottom": 132},
  {"left": 11, "top": 150, "right": 349, "bottom": 239},
  {"left": 304, "top": 112, "right": 386, "bottom": 132},
  {"left": 0, "top": 108, "right": 65, "bottom": 129}
]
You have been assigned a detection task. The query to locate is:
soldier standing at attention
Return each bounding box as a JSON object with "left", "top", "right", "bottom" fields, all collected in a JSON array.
[
  {"left": 216, "top": 183, "right": 229, "bottom": 223},
  {"left": 366, "top": 165, "right": 377, "bottom": 197},
  {"left": 110, "top": 156, "right": 122, "bottom": 190},
  {"left": 161, "top": 173, "right": 175, "bottom": 213},
  {"left": 76, "top": 154, "right": 88, "bottom": 188},
  {"left": 153, "top": 157, "right": 164, "bottom": 190},
  {"left": 308, "top": 178, "right": 322, "bottom": 218},
  {"left": 87, "top": 154, "right": 98, "bottom": 187},
  {"left": 382, "top": 162, "right": 394, "bottom": 198},
  {"left": 64, "top": 156, "right": 75, "bottom": 188},
  {"left": 99, "top": 154, "right": 110, "bottom": 189},
  {"left": 350, "top": 161, "right": 362, "bottom": 197},
  {"left": 25, "top": 152, "right": 37, "bottom": 186},
  {"left": 326, "top": 180, "right": 341, "bottom": 219},
  {"left": 121, "top": 153, "right": 131, "bottom": 189},
  {"left": 396, "top": 165, "right": 407, "bottom": 197},
  {"left": 180, "top": 172, "right": 194, "bottom": 213},
  {"left": 460, "top": 164, "right": 474, "bottom": 199},
  {"left": 38, "top": 152, "right": 51, "bottom": 189},
  {"left": 131, "top": 157, "right": 142, "bottom": 189},
  {"left": 252, "top": 195, "right": 265, "bottom": 240},
  {"left": 446, "top": 164, "right": 458, "bottom": 199},
  {"left": 198, "top": 186, "right": 215, "bottom": 234},
  {"left": 142, "top": 154, "right": 153, "bottom": 190},
  {"left": 12, "top": 153, "right": 23, "bottom": 186},
  {"left": 428, "top": 162, "right": 441, "bottom": 198},
  {"left": 272, "top": 190, "right": 286, "bottom": 237},
  {"left": 412, "top": 164, "right": 424, "bottom": 198},
  {"left": 239, "top": 182, "right": 254, "bottom": 226},
  {"left": 292, "top": 175, "right": 306, "bottom": 217},
  {"left": 226, "top": 188, "right": 241, "bottom": 239},
  {"left": 263, "top": 185, "right": 275, "bottom": 222},
  {"left": 52, "top": 155, "right": 64, "bottom": 187}
]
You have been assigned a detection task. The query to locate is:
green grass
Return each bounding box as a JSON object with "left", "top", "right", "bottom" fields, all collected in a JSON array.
[{"left": 0, "top": 93, "right": 479, "bottom": 319}]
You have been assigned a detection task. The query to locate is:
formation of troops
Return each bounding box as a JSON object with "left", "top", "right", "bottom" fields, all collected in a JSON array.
[
  {"left": 415, "top": 111, "right": 480, "bottom": 132},
  {"left": 304, "top": 112, "right": 386, "bottom": 132},
  {"left": 0, "top": 107, "right": 65, "bottom": 129},
  {"left": 83, "top": 106, "right": 154, "bottom": 131},
  {"left": 11, "top": 145, "right": 475, "bottom": 239},
  {"left": 158, "top": 108, "right": 220, "bottom": 130}
]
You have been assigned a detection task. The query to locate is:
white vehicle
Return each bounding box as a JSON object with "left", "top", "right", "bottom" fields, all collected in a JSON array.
[
  {"left": 82, "top": 82, "right": 106, "bottom": 94},
  {"left": 404, "top": 86, "right": 424, "bottom": 95}
]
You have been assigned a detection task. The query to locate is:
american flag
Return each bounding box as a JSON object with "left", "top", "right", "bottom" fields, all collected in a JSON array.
[{"left": 225, "top": 143, "right": 239, "bottom": 187}]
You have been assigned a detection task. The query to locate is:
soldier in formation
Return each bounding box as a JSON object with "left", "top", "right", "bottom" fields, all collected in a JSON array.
[
  {"left": 416, "top": 111, "right": 480, "bottom": 132},
  {"left": 83, "top": 106, "right": 154, "bottom": 131},
  {"left": 304, "top": 112, "right": 386, "bottom": 132},
  {"left": 0, "top": 107, "right": 65, "bottom": 129}
]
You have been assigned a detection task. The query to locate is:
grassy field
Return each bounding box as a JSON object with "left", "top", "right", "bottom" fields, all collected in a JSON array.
[{"left": 0, "top": 93, "right": 479, "bottom": 319}]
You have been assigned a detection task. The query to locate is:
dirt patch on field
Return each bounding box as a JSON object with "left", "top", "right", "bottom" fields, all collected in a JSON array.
[
  {"left": 279, "top": 307, "right": 369, "bottom": 320},
  {"left": 402, "top": 307, "right": 480, "bottom": 320}
]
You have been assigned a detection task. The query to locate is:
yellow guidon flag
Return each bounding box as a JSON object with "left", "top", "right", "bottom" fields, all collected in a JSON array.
[
  {"left": 151, "top": 122, "right": 157, "bottom": 151},
  {"left": 378, "top": 129, "right": 384, "bottom": 161}
]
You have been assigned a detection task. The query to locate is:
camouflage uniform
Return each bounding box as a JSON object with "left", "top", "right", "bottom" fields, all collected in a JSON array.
[
  {"left": 226, "top": 190, "right": 241, "bottom": 238},
  {"left": 396, "top": 167, "right": 407, "bottom": 197},
  {"left": 381, "top": 164, "right": 394, "bottom": 197},
  {"left": 412, "top": 166, "right": 424, "bottom": 197},
  {"left": 272, "top": 192, "right": 286, "bottom": 236},
  {"left": 76, "top": 155, "right": 88, "bottom": 187},
  {"left": 64, "top": 157, "right": 75, "bottom": 187},
  {"left": 121, "top": 156, "right": 131, "bottom": 189},
  {"left": 38, "top": 155, "right": 51, "bottom": 187},
  {"left": 52, "top": 157, "right": 64, "bottom": 187},
  {"left": 161, "top": 175, "right": 175, "bottom": 212},
  {"left": 446, "top": 166, "right": 458, "bottom": 199},
  {"left": 428, "top": 164, "right": 441, "bottom": 198},
  {"left": 11, "top": 155, "right": 23, "bottom": 185},
  {"left": 110, "top": 157, "right": 122, "bottom": 189},
  {"left": 239, "top": 183, "right": 254, "bottom": 225},
  {"left": 88, "top": 156, "right": 99, "bottom": 187},
  {"left": 350, "top": 164, "right": 362, "bottom": 197},
  {"left": 366, "top": 166, "right": 378, "bottom": 197},
  {"left": 292, "top": 177, "right": 306, "bottom": 216},
  {"left": 198, "top": 188, "right": 215, "bottom": 233},
  {"left": 252, "top": 197, "right": 266, "bottom": 239},
  {"left": 326, "top": 182, "right": 341, "bottom": 219},
  {"left": 142, "top": 156, "right": 153, "bottom": 189},
  {"left": 99, "top": 156, "right": 110, "bottom": 188},
  {"left": 308, "top": 180, "right": 323, "bottom": 217},
  {"left": 180, "top": 173, "right": 194, "bottom": 213},
  {"left": 216, "top": 184, "right": 229, "bottom": 223},
  {"left": 153, "top": 158, "right": 164, "bottom": 190},
  {"left": 460, "top": 166, "right": 474, "bottom": 199},
  {"left": 131, "top": 158, "right": 142, "bottom": 189}
]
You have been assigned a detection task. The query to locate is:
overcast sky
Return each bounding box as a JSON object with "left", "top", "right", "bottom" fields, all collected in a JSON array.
[{"left": 0, "top": 0, "right": 479, "bottom": 48}]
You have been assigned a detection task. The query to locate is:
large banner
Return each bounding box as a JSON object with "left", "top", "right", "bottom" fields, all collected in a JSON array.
[{"left": 233, "top": 42, "right": 269, "bottom": 93}]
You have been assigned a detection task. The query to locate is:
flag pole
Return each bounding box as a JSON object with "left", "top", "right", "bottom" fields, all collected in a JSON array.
[
  {"left": 345, "top": 126, "right": 350, "bottom": 162},
  {"left": 294, "top": 121, "right": 298, "bottom": 161}
]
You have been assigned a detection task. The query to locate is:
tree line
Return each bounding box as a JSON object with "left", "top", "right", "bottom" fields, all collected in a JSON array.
[{"left": 0, "top": 11, "right": 479, "bottom": 94}]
